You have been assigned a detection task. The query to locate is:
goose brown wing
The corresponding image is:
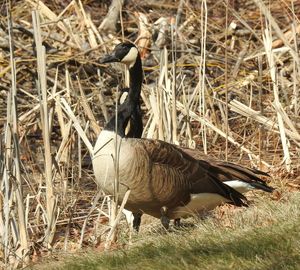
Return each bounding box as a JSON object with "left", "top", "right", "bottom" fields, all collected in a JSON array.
[
  {"left": 182, "top": 148, "right": 272, "bottom": 192},
  {"left": 138, "top": 139, "right": 248, "bottom": 207}
]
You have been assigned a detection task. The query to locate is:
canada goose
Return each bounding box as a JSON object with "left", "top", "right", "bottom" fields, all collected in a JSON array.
[
  {"left": 93, "top": 42, "right": 253, "bottom": 230},
  {"left": 99, "top": 43, "right": 273, "bottom": 230}
]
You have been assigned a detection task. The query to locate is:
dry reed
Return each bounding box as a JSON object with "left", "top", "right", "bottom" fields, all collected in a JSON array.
[{"left": 0, "top": 0, "right": 300, "bottom": 267}]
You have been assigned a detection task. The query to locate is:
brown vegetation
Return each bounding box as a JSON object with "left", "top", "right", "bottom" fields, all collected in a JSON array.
[{"left": 0, "top": 0, "right": 300, "bottom": 268}]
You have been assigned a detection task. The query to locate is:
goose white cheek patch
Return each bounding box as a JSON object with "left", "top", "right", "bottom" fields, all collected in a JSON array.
[{"left": 121, "top": 47, "right": 138, "bottom": 68}]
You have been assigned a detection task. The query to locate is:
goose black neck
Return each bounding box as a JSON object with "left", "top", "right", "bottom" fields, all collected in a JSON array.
[
  {"left": 104, "top": 53, "right": 143, "bottom": 138},
  {"left": 127, "top": 54, "right": 143, "bottom": 102},
  {"left": 104, "top": 98, "right": 134, "bottom": 137}
]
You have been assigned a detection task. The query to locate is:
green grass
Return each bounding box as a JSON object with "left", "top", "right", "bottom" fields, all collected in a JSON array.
[{"left": 31, "top": 192, "right": 300, "bottom": 270}]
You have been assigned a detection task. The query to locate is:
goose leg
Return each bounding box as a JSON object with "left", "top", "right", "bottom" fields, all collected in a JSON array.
[
  {"left": 160, "top": 206, "right": 170, "bottom": 229},
  {"left": 133, "top": 212, "right": 142, "bottom": 232},
  {"left": 174, "top": 218, "right": 181, "bottom": 227}
]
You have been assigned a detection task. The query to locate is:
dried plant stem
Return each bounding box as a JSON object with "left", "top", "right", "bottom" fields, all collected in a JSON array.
[
  {"left": 109, "top": 95, "right": 121, "bottom": 247},
  {"left": 26, "top": 0, "right": 69, "bottom": 35},
  {"left": 263, "top": 24, "right": 291, "bottom": 171},
  {"left": 105, "top": 190, "right": 130, "bottom": 250},
  {"left": 77, "top": 76, "right": 101, "bottom": 135},
  {"left": 78, "top": 0, "right": 98, "bottom": 48},
  {"left": 224, "top": 0, "right": 229, "bottom": 161},
  {"left": 199, "top": 0, "right": 208, "bottom": 154},
  {"left": 79, "top": 190, "right": 103, "bottom": 248},
  {"left": 32, "top": 10, "right": 56, "bottom": 247},
  {"left": 176, "top": 100, "right": 271, "bottom": 167},
  {"left": 99, "top": 0, "right": 124, "bottom": 33},
  {"left": 171, "top": 20, "right": 178, "bottom": 144},
  {"left": 258, "top": 55, "right": 263, "bottom": 169},
  {"left": 60, "top": 97, "right": 93, "bottom": 154},
  {"left": 2, "top": 95, "right": 12, "bottom": 266},
  {"left": 254, "top": 0, "right": 300, "bottom": 66},
  {"left": 229, "top": 100, "right": 300, "bottom": 145},
  {"left": 0, "top": 3, "right": 29, "bottom": 267}
]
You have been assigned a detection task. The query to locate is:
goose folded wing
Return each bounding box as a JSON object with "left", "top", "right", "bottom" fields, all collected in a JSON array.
[
  {"left": 139, "top": 139, "right": 248, "bottom": 207},
  {"left": 182, "top": 148, "right": 272, "bottom": 192}
]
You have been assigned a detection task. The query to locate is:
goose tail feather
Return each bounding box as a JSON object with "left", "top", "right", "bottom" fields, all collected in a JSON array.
[
  {"left": 213, "top": 162, "right": 274, "bottom": 193},
  {"left": 206, "top": 170, "right": 249, "bottom": 207}
]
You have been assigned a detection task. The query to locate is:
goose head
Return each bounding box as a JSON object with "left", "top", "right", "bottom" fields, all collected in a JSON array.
[
  {"left": 100, "top": 42, "right": 143, "bottom": 138},
  {"left": 100, "top": 42, "right": 139, "bottom": 69}
]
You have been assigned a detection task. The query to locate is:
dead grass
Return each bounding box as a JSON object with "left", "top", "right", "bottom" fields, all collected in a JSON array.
[{"left": 1, "top": 0, "right": 300, "bottom": 267}]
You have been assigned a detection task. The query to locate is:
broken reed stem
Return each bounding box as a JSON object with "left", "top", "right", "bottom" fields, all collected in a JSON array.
[
  {"left": 1, "top": 3, "right": 29, "bottom": 266},
  {"left": 258, "top": 55, "right": 263, "bottom": 169},
  {"left": 105, "top": 189, "right": 130, "bottom": 250},
  {"left": 119, "top": 0, "right": 124, "bottom": 41},
  {"left": 60, "top": 98, "right": 93, "bottom": 154},
  {"left": 229, "top": 99, "right": 300, "bottom": 145},
  {"left": 157, "top": 49, "right": 166, "bottom": 140},
  {"left": 175, "top": 99, "right": 271, "bottom": 167},
  {"left": 32, "top": 10, "right": 56, "bottom": 247},
  {"left": 1, "top": 112, "right": 9, "bottom": 264},
  {"left": 2, "top": 89, "right": 12, "bottom": 265},
  {"left": 107, "top": 86, "right": 121, "bottom": 248},
  {"left": 78, "top": 130, "right": 82, "bottom": 179},
  {"left": 79, "top": 190, "right": 103, "bottom": 248},
  {"left": 199, "top": 0, "right": 207, "bottom": 154},
  {"left": 253, "top": 0, "right": 300, "bottom": 66},
  {"left": 263, "top": 24, "right": 291, "bottom": 171},
  {"left": 77, "top": 76, "right": 101, "bottom": 135},
  {"left": 224, "top": 0, "right": 229, "bottom": 161},
  {"left": 292, "top": 54, "right": 298, "bottom": 118},
  {"left": 291, "top": 9, "right": 299, "bottom": 118},
  {"left": 171, "top": 20, "right": 178, "bottom": 144}
]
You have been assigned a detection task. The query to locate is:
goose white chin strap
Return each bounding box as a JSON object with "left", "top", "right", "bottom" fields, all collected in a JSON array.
[{"left": 121, "top": 47, "right": 139, "bottom": 68}]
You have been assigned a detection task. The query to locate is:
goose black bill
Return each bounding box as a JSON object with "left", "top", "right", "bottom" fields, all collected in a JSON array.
[{"left": 99, "top": 54, "right": 120, "bottom": 64}]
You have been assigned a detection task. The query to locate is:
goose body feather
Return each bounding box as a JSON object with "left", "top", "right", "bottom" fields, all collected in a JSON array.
[{"left": 93, "top": 131, "right": 246, "bottom": 219}]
